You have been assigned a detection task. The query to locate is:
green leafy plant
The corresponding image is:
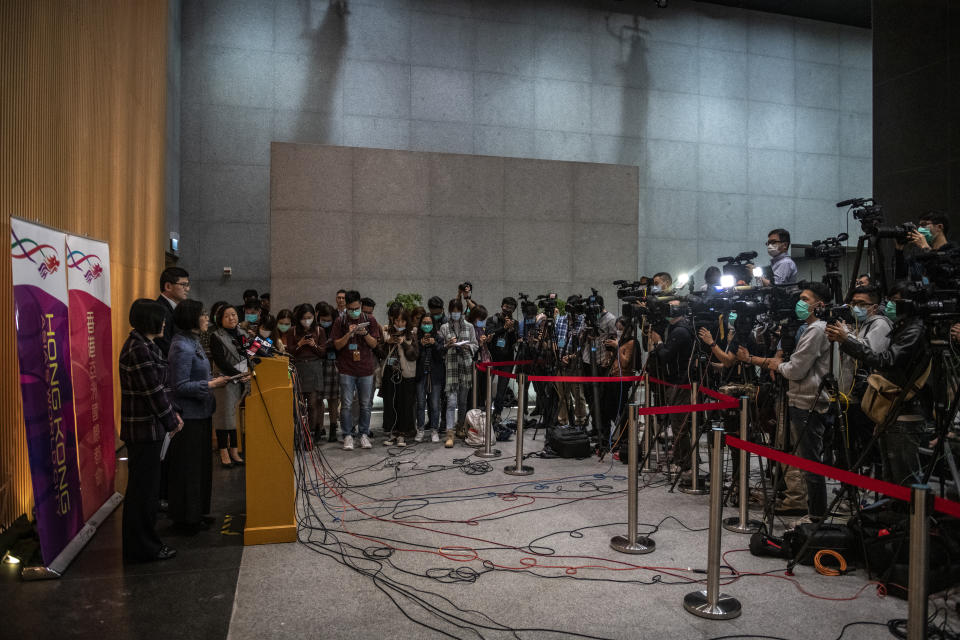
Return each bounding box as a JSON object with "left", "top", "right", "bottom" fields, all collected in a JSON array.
[
  {"left": 556, "top": 298, "right": 566, "bottom": 315},
  {"left": 388, "top": 292, "right": 423, "bottom": 311}
]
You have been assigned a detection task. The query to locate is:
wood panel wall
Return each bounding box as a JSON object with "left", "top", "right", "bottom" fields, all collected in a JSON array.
[{"left": 0, "top": 1, "right": 169, "bottom": 529}]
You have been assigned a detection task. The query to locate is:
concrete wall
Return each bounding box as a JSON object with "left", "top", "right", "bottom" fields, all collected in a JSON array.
[
  {"left": 873, "top": 0, "right": 958, "bottom": 225},
  {"left": 269, "top": 143, "right": 638, "bottom": 311},
  {"left": 166, "top": 0, "right": 182, "bottom": 246},
  {"left": 179, "top": 0, "right": 873, "bottom": 301}
]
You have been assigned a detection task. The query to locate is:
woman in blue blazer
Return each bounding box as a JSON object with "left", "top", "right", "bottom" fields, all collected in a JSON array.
[{"left": 166, "top": 299, "right": 230, "bottom": 533}]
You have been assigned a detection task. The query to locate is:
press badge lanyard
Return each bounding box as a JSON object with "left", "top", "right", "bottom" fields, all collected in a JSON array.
[{"left": 348, "top": 313, "right": 366, "bottom": 361}]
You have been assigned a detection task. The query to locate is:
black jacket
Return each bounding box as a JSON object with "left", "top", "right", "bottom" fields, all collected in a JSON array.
[
  {"left": 838, "top": 316, "right": 929, "bottom": 413},
  {"left": 485, "top": 312, "right": 518, "bottom": 363},
  {"left": 650, "top": 318, "right": 694, "bottom": 384},
  {"left": 154, "top": 295, "right": 177, "bottom": 356}
]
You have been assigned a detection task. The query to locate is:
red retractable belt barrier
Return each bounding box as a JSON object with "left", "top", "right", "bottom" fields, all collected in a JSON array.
[{"left": 726, "top": 436, "right": 960, "bottom": 519}]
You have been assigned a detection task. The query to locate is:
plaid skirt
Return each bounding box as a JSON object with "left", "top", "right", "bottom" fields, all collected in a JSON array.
[{"left": 320, "top": 358, "right": 339, "bottom": 400}]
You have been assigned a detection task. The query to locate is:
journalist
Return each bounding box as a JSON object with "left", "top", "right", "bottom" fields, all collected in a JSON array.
[
  {"left": 555, "top": 296, "right": 587, "bottom": 427},
  {"left": 895, "top": 211, "right": 953, "bottom": 281},
  {"left": 740, "top": 282, "right": 833, "bottom": 520},
  {"left": 437, "top": 299, "right": 477, "bottom": 447},
  {"left": 763, "top": 228, "right": 798, "bottom": 285},
  {"left": 415, "top": 313, "right": 444, "bottom": 442},
  {"left": 826, "top": 282, "right": 931, "bottom": 485},
  {"left": 830, "top": 286, "right": 892, "bottom": 466},
  {"left": 486, "top": 297, "right": 519, "bottom": 424},
  {"left": 330, "top": 291, "right": 382, "bottom": 450},
  {"left": 647, "top": 301, "right": 695, "bottom": 475}
]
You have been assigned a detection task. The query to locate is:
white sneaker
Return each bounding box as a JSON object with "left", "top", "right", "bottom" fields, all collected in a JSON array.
[
  {"left": 342, "top": 435, "right": 354, "bottom": 451},
  {"left": 414, "top": 430, "right": 424, "bottom": 443},
  {"left": 383, "top": 436, "right": 397, "bottom": 446},
  {"left": 430, "top": 430, "right": 440, "bottom": 443},
  {"left": 360, "top": 434, "right": 372, "bottom": 449},
  {"left": 396, "top": 436, "right": 406, "bottom": 447}
]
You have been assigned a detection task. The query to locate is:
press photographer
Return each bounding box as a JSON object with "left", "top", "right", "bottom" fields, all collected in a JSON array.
[
  {"left": 486, "top": 296, "right": 519, "bottom": 424},
  {"left": 894, "top": 211, "right": 953, "bottom": 281},
  {"left": 826, "top": 281, "right": 931, "bottom": 486},
  {"left": 647, "top": 300, "right": 695, "bottom": 475},
  {"left": 828, "top": 286, "right": 892, "bottom": 467},
  {"left": 555, "top": 295, "right": 587, "bottom": 427},
  {"left": 738, "top": 282, "right": 833, "bottom": 520}
]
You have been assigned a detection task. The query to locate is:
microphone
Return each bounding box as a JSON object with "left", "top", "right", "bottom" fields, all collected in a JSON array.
[{"left": 737, "top": 250, "right": 759, "bottom": 261}]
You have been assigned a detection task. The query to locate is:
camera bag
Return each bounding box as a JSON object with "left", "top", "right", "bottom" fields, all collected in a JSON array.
[
  {"left": 861, "top": 362, "right": 930, "bottom": 424},
  {"left": 545, "top": 424, "right": 592, "bottom": 459}
]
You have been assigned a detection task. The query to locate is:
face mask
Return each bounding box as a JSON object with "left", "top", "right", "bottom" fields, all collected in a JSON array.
[
  {"left": 884, "top": 301, "right": 898, "bottom": 322},
  {"left": 852, "top": 306, "right": 868, "bottom": 322},
  {"left": 616, "top": 330, "right": 623, "bottom": 339},
  {"left": 432, "top": 313, "right": 443, "bottom": 321},
  {"left": 259, "top": 330, "right": 272, "bottom": 339},
  {"left": 301, "top": 318, "right": 314, "bottom": 328},
  {"left": 245, "top": 313, "right": 259, "bottom": 323},
  {"left": 348, "top": 308, "right": 361, "bottom": 319},
  {"left": 320, "top": 320, "right": 332, "bottom": 329},
  {"left": 767, "top": 243, "right": 781, "bottom": 257},
  {"left": 918, "top": 226, "right": 934, "bottom": 243},
  {"left": 422, "top": 324, "right": 433, "bottom": 333},
  {"left": 650, "top": 285, "right": 662, "bottom": 294},
  {"left": 450, "top": 312, "right": 462, "bottom": 321},
  {"left": 475, "top": 319, "right": 486, "bottom": 328},
  {"left": 277, "top": 323, "right": 291, "bottom": 333},
  {"left": 728, "top": 311, "right": 738, "bottom": 325},
  {"left": 394, "top": 326, "right": 406, "bottom": 333},
  {"left": 795, "top": 300, "right": 811, "bottom": 321}
]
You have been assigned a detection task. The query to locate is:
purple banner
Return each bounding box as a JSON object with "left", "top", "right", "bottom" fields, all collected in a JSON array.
[{"left": 11, "top": 218, "right": 83, "bottom": 565}]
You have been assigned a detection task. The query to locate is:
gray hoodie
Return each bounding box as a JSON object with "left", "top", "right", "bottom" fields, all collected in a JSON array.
[{"left": 777, "top": 320, "right": 831, "bottom": 412}]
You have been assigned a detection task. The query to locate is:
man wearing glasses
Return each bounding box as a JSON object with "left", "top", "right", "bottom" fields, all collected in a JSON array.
[{"left": 155, "top": 267, "right": 190, "bottom": 356}]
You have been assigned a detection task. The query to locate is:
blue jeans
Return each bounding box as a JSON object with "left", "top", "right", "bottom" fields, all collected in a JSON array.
[
  {"left": 340, "top": 374, "right": 373, "bottom": 436},
  {"left": 416, "top": 376, "right": 442, "bottom": 431}
]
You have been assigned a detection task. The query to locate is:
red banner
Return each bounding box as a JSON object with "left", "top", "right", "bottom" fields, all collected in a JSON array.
[{"left": 66, "top": 235, "right": 115, "bottom": 522}]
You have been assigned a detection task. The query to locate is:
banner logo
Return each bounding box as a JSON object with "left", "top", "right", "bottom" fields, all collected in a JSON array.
[
  {"left": 65, "top": 245, "right": 104, "bottom": 283},
  {"left": 12, "top": 228, "right": 60, "bottom": 279}
]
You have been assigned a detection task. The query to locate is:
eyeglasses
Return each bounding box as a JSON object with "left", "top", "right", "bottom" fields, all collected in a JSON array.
[
  {"left": 175, "top": 281, "right": 191, "bottom": 288},
  {"left": 850, "top": 301, "right": 874, "bottom": 308}
]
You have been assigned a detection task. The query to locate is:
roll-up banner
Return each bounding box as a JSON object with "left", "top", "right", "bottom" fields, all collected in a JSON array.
[
  {"left": 10, "top": 217, "right": 83, "bottom": 566},
  {"left": 66, "top": 234, "right": 115, "bottom": 522}
]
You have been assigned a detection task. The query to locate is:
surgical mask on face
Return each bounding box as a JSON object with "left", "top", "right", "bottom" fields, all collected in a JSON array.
[
  {"left": 320, "top": 320, "right": 332, "bottom": 328},
  {"left": 475, "top": 320, "right": 486, "bottom": 328},
  {"left": 616, "top": 330, "right": 623, "bottom": 339},
  {"left": 301, "top": 318, "right": 314, "bottom": 328},
  {"left": 795, "top": 300, "right": 811, "bottom": 320},
  {"left": 259, "top": 330, "right": 272, "bottom": 339},
  {"left": 450, "top": 312, "right": 462, "bottom": 321},
  {"left": 884, "top": 301, "right": 898, "bottom": 322},
  {"left": 277, "top": 323, "right": 291, "bottom": 333},
  {"left": 650, "top": 285, "right": 662, "bottom": 294},
  {"left": 245, "top": 313, "right": 259, "bottom": 323},
  {"left": 394, "top": 326, "right": 406, "bottom": 333},
  {"left": 918, "top": 226, "right": 934, "bottom": 243},
  {"left": 767, "top": 243, "right": 781, "bottom": 257},
  {"left": 852, "top": 306, "right": 868, "bottom": 322},
  {"left": 422, "top": 324, "right": 433, "bottom": 333},
  {"left": 728, "top": 311, "right": 738, "bottom": 325},
  {"left": 348, "top": 308, "right": 361, "bottom": 319},
  {"left": 432, "top": 313, "right": 443, "bottom": 321}
]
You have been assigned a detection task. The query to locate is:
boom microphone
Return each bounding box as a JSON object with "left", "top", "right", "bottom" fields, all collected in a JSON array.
[{"left": 836, "top": 197, "right": 868, "bottom": 208}]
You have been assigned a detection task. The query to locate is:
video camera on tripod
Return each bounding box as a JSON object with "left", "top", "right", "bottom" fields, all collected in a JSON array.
[
  {"left": 805, "top": 233, "right": 849, "bottom": 260},
  {"left": 536, "top": 292, "right": 559, "bottom": 317},
  {"left": 841, "top": 197, "right": 918, "bottom": 243},
  {"left": 717, "top": 251, "right": 759, "bottom": 285}
]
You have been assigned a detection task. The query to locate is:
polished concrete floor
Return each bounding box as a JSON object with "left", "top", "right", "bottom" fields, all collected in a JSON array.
[{"left": 6, "top": 415, "right": 956, "bottom": 640}]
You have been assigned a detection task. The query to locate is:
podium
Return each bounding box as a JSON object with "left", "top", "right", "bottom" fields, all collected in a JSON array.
[{"left": 243, "top": 355, "right": 297, "bottom": 545}]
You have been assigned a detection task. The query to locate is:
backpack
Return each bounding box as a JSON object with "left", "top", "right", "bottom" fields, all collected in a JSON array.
[{"left": 545, "top": 424, "right": 593, "bottom": 459}]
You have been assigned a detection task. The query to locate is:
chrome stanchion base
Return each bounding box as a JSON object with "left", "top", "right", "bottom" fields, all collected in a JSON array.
[
  {"left": 474, "top": 449, "right": 502, "bottom": 459},
  {"left": 722, "top": 516, "right": 763, "bottom": 534},
  {"left": 678, "top": 477, "right": 709, "bottom": 495},
  {"left": 504, "top": 464, "right": 534, "bottom": 476},
  {"left": 610, "top": 535, "right": 655, "bottom": 555},
  {"left": 683, "top": 590, "right": 742, "bottom": 620}
]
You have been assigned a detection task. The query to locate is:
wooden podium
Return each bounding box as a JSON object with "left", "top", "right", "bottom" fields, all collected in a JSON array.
[{"left": 243, "top": 355, "right": 297, "bottom": 545}]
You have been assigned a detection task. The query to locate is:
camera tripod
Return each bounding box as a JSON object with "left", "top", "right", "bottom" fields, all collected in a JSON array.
[{"left": 846, "top": 233, "right": 890, "bottom": 302}]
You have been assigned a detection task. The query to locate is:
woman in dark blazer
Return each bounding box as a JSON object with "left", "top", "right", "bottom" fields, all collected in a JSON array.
[
  {"left": 119, "top": 299, "right": 183, "bottom": 562},
  {"left": 166, "top": 300, "right": 230, "bottom": 534}
]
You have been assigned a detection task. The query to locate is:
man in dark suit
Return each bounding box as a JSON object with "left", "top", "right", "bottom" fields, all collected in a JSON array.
[
  {"left": 155, "top": 266, "right": 189, "bottom": 509},
  {"left": 155, "top": 267, "right": 190, "bottom": 356}
]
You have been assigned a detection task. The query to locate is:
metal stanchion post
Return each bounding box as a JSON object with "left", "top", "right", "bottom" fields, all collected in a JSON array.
[
  {"left": 684, "top": 426, "right": 742, "bottom": 620},
  {"left": 471, "top": 364, "right": 477, "bottom": 412},
  {"left": 611, "top": 403, "right": 655, "bottom": 554},
  {"left": 907, "top": 484, "right": 932, "bottom": 640},
  {"left": 642, "top": 377, "right": 655, "bottom": 473},
  {"left": 475, "top": 366, "right": 501, "bottom": 459},
  {"left": 504, "top": 373, "right": 533, "bottom": 476},
  {"left": 723, "top": 396, "right": 762, "bottom": 534},
  {"left": 680, "top": 382, "right": 707, "bottom": 495}
]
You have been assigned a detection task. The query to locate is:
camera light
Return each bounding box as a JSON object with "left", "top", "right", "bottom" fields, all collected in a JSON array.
[
  {"left": 753, "top": 267, "right": 764, "bottom": 278},
  {"left": 676, "top": 273, "right": 689, "bottom": 287},
  {"left": 2, "top": 551, "right": 20, "bottom": 565},
  {"left": 720, "top": 275, "right": 735, "bottom": 289}
]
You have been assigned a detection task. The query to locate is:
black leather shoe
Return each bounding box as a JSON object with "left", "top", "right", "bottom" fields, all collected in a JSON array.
[
  {"left": 220, "top": 460, "right": 233, "bottom": 469},
  {"left": 156, "top": 545, "right": 177, "bottom": 560}
]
